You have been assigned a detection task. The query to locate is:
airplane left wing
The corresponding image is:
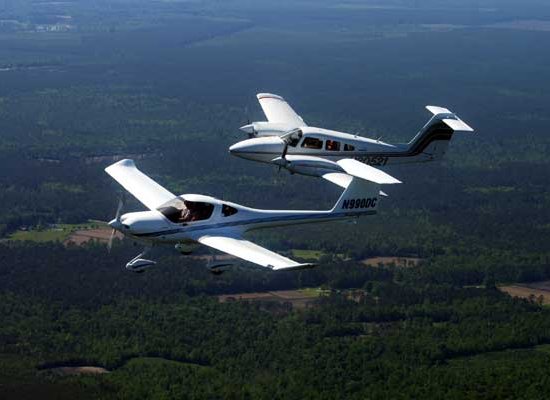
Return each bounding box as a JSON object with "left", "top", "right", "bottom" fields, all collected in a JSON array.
[
  {"left": 257, "top": 93, "right": 306, "bottom": 128},
  {"left": 105, "top": 159, "right": 176, "bottom": 210},
  {"left": 197, "top": 234, "right": 315, "bottom": 271}
]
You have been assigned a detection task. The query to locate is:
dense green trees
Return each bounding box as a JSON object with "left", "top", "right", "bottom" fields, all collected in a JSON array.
[{"left": 1, "top": 241, "right": 550, "bottom": 398}]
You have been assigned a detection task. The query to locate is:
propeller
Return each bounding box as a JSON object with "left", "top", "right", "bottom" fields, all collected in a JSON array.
[
  {"left": 244, "top": 105, "right": 250, "bottom": 125},
  {"left": 239, "top": 105, "right": 257, "bottom": 138},
  {"left": 278, "top": 141, "right": 289, "bottom": 173},
  {"left": 107, "top": 196, "right": 124, "bottom": 252}
]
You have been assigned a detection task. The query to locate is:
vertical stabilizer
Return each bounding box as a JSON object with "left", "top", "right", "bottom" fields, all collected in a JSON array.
[
  {"left": 331, "top": 177, "right": 382, "bottom": 214},
  {"left": 405, "top": 106, "right": 474, "bottom": 161}
]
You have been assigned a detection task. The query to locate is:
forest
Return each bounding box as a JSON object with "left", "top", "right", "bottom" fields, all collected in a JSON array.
[{"left": 1, "top": 0, "right": 550, "bottom": 398}]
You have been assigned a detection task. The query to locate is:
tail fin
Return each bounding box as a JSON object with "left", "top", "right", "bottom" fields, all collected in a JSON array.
[
  {"left": 331, "top": 176, "right": 384, "bottom": 215},
  {"left": 406, "top": 106, "right": 474, "bottom": 161}
]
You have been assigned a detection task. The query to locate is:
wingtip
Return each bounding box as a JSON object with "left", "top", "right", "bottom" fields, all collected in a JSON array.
[
  {"left": 105, "top": 159, "right": 136, "bottom": 174},
  {"left": 426, "top": 105, "right": 452, "bottom": 115},
  {"left": 272, "top": 263, "right": 317, "bottom": 271},
  {"left": 257, "top": 93, "right": 284, "bottom": 101}
]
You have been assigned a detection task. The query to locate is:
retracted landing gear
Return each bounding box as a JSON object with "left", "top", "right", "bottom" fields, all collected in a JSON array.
[{"left": 206, "top": 256, "right": 234, "bottom": 276}]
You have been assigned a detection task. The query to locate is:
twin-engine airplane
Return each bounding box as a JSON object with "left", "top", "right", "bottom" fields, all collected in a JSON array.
[
  {"left": 230, "top": 93, "right": 474, "bottom": 184},
  {"left": 105, "top": 159, "right": 399, "bottom": 273}
]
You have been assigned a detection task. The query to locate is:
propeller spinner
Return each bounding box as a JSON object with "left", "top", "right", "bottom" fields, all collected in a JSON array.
[{"left": 107, "top": 196, "right": 124, "bottom": 252}]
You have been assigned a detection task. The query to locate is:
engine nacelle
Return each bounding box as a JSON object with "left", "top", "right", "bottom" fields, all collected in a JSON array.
[
  {"left": 272, "top": 155, "right": 344, "bottom": 177},
  {"left": 240, "top": 122, "right": 297, "bottom": 137},
  {"left": 175, "top": 242, "right": 198, "bottom": 255}
]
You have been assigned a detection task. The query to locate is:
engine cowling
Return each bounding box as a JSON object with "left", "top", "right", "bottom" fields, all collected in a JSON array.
[
  {"left": 272, "top": 155, "right": 344, "bottom": 177},
  {"left": 240, "top": 122, "right": 297, "bottom": 137}
]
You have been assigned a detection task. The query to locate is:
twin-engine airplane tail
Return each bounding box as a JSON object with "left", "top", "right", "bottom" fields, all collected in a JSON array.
[{"left": 402, "top": 106, "right": 474, "bottom": 163}]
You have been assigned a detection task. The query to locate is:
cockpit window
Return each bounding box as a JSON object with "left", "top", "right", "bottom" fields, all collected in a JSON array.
[
  {"left": 158, "top": 198, "right": 214, "bottom": 224},
  {"left": 286, "top": 129, "right": 303, "bottom": 147},
  {"left": 344, "top": 143, "right": 355, "bottom": 151},
  {"left": 326, "top": 140, "right": 341, "bottom": 151},
  {"left": 301, "top": 137, "right": 323, "bottom": 149},
  {"left": 222, "top": 204, "right": 238, "bottom": 217}
]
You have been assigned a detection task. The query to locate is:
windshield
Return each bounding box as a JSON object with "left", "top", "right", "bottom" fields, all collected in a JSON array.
[
  {"left": 285, "top": 128, "right": 303, "bottom": 147},
  {"left": 158, "top": 198, "right": 214, "bottom": 224}
]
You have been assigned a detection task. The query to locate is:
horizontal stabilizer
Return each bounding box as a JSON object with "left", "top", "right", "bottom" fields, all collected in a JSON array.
[
  {"left": 426, "top": 105, "right": 453, "bottom": 116},
  {"left": 442, "top": 118, "right": 474, "bottom": 133},
  {"left": 426, "top": 105, "right": 474, "bottom": 133},
  {"left": 336, "top": 159, "right": 401, "bottom": 185}
]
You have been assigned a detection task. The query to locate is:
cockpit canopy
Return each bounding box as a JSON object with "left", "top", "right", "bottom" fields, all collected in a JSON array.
[{"left": 158, "top": 198, "right": 214, "bottom": 224}]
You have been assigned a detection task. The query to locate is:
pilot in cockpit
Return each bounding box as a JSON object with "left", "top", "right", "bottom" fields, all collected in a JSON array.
[{"left": 158, "top": 199, "right": 214, "bottom": 224}]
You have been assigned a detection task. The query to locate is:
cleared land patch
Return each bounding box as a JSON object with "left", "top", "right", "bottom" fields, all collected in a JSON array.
[
  {"left": 41, "top": 366, "right": 110, "bottom": 377},
  {"left": 499, "top": 281, "right": 550, "bottom": 305},
  {"left": 218, "top": 288, "right": 328, "bottom": 309},
  {"left": 362, "top": 256, "right": 422, "bottom": 268},
  {"left": 65, "top": 227, "right": 122, "bottom": 246},
  {"left": 8, "top": 223, "right": 104, "bottom": 243}
]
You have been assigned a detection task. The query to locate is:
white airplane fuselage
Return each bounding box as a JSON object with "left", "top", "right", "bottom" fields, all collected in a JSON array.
[
  {"left": 230, "top": 125, "right": 448, "bottom": 171},
  {"left": 111, "top": 194, "right": 374, "bottom": 246}
]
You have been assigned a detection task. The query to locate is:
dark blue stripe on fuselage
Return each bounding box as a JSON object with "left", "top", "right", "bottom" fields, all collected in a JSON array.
[{"left": 133, "top": 211, "right": 375, "bottom": 238}]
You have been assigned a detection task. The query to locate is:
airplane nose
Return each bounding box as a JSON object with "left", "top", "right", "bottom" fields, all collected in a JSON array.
[
  {"left": 229, "top": 141, "right": 248, "bottom": 155},
  {"left": 239, "top": 124, "right": 255, "bottom": 135},
  {"left": 229, "top": 137, "right": 285, "bottom": 157},
  {"left": 108, "top": 219, "right": 124, "bottom": 231}
]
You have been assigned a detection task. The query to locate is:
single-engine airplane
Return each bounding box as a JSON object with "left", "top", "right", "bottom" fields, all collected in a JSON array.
[
  {"left": 230, "top": 93, "right": 474, "bottom": 183},
  {"left": 105, "top": 159, "right": 399, "bottom": 274}
]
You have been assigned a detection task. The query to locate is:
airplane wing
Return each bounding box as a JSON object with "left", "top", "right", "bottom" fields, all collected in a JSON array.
[
  {"left": 322, "top": 172, "right": 353, "bottom": 189},
  {"left": 197, "top": 234, "right": 315, "bottom": 271},
  {"left": 321, "top": 159, "right": 401, "bottom": 189},
  {"left": 336, "top": 159, "right": 402, "bottom": 184},
  {"left": 257, "top": 93, "right": 307, "bottom": 128},
  {"left": 105, "top": 159, "right": 176, "bottom": 210}
]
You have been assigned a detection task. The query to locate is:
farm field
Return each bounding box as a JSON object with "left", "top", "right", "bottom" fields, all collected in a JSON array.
[
  {"left": 217, "top": 288, "right": 328, "bottom": 309},
  {"left": 499, "top": 282, "right": 550, "bottom": 305}
]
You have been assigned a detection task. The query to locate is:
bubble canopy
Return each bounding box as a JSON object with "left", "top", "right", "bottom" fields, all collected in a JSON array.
[{"left": 157, "top": 198, "right": 214, "bottom": 224}]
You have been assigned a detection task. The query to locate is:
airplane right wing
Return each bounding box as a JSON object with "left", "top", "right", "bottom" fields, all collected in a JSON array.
[
  {"left": 196, "top": 234, "right": 315, "bottom": 271},
  {"left": 257, "top": 93, "right": 307, "bottom": 128},
  {"left": 336, "top": 159, "right": 402, "bottom": 184},
  {"left": 320, "top": 159, "right": 401, "bottom": 189},
  {"left": 105, "top": 159, "right": 176, "bottom": 210},
  {"left": 322, "top": 172, "right": 353, "bottom": 189}
]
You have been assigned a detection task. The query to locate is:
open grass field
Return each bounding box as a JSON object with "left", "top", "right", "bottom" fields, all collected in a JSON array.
[{"left": 8, "top": 222, "right": 104, "bottom": 243}]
